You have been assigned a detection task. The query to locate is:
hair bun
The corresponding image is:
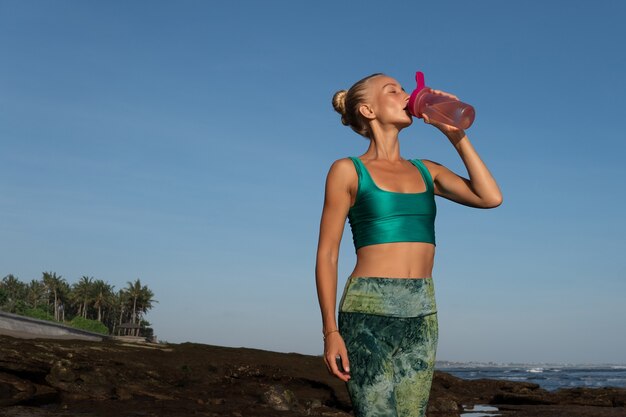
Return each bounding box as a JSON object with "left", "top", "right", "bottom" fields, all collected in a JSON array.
[{"left": 332, "top": 90, "right": 349, "bottom": 125}]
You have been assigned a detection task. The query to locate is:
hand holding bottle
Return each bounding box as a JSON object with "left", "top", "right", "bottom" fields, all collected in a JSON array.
[
  {"left": 421, "top": 88, "right": 466, "bottom": 138},
  {"left": 407, "top": 71, "right": 475, "bottom": 130}
]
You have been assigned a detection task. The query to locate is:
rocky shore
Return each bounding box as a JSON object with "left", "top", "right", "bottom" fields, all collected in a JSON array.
[{"left": 1, "top": 334, "right": 625, "bottom": 416}]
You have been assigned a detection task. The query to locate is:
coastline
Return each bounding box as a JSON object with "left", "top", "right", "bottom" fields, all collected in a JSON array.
[
  {"left": 437, "top": 362, "right": 626, "bottom": 392},
  {"left": 1, "top": 334, "right": 625, "bottom": 417}
]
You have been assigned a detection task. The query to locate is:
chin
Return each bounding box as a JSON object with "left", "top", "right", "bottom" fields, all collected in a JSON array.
[{"left": 399, "top": 118, "right": 413, "bottom": 129}]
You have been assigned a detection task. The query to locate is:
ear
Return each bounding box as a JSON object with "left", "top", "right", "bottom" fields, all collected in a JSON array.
[{"left": 358, "top": 103, "right": 376, "bottom": 120}]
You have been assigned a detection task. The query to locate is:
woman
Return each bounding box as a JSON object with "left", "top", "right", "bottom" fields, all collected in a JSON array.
[{"left": 315, "top": 72, "right": 502, "bottom": 417}]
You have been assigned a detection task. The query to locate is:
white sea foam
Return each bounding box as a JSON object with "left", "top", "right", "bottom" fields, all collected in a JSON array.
[
  {"left": 440, "top": 364, "right": 626, "bottom": 391},
  {"left": 501, "top": 376, "right": 527, "bottom": 381}
]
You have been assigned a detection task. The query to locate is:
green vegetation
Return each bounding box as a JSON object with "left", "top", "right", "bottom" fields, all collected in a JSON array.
[
  {"left": 0, "top": 273, "right": 157, "bottom": 337},
  {"left": 69, "top": 316, "right": 110, "bottom": 335},
  {"left": 22, "top": 307, "right": 56, "bottom": 322}
]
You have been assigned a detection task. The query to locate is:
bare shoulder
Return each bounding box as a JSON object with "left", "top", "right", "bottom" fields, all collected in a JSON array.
[
  {"left": 326, "top": 157, "right": 356, "bottom": 182},
  {"left": 328, "top": 157, "right": 355, "bottom": 171},
  {"left": 420, "top": 158, "right": 445, "bottom": 180},
  {"left": 325, "top": 157, "right": 357, "bottom": 194}
]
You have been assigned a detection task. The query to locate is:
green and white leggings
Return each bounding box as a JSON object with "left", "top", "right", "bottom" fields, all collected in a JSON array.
[{"left": 338, "top": 276, "right": 439, "bottom": 417}]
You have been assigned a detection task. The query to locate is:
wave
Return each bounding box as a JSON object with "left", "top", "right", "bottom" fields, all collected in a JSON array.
[{"left": 444, "top": 365, "right": 626, "bottom": 391}]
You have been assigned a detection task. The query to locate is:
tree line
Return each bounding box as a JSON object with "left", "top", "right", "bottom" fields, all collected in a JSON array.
[{"left": 0, "top": 272, "right": 157, "bottom": 337}]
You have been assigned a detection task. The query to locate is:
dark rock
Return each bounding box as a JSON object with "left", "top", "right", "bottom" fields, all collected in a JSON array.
[
  {"left": 306, "top": 398, "right": 323, "bottom": 409},
  {"left": 427, "top": 393, "right": 460, "bottom": 412},
  {"left": 491, "top": 392, "right": 556, "bottom": 405},
  {"left": 0, "top": 372, "right": 35, "bottom": 407},
  {"left": 1, "top": 334, "right": 625, "bottom": 417},
  {"left": 208, "top": 397, "right": 226, "bottom": 405},
  {"left": 261, "top": 383, "right": 298, "bottom": 411},
  {"left": 551, "top": 386, "right": 626, "bottom": 407}
]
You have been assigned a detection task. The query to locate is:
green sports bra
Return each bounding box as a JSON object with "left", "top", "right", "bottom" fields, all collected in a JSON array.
[{"left": 347, "top": 157, "right": 436, "bottom": 252}]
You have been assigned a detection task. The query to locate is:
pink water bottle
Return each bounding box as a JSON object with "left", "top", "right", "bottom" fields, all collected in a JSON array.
[{"left": 407, "top": 71, "right": 475, "bottom": 130}]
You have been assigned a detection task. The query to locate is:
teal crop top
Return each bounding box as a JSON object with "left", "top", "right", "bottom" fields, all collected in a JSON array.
[{"left": 347, "top": 157, "right": 436, "bottom": 252}]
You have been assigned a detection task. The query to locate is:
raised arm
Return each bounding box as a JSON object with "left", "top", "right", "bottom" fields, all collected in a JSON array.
[
  {"left": 315, "top": 158, "right": 354, "bottom": 382},
  {"left": 423, "top": 137, "right": 502, "bottom": 208},
  {"left": 420, "top": 91, "right": 503, "bottom": 209}
]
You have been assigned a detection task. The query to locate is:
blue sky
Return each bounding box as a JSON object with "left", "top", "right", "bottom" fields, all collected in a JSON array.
[{"left": 1, "top": 1, "right": 625, "bottom": 364}]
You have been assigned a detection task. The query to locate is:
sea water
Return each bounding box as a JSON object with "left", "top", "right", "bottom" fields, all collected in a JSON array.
[{"left": 436, "top": 362, "right": 626, "bottom": 391}]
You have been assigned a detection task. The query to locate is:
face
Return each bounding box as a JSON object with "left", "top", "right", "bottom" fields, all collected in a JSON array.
[{"left": 361, "top": 75, "right": 413, "bottom": 128}]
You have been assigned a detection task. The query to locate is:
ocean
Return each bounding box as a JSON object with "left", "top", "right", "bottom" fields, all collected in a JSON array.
[{"left": 436, "top": 363, "right": 626, "bottom": 391}]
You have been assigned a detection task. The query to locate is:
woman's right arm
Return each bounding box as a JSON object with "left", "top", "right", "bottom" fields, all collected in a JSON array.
[{"left": 315, "top": 158, "right": 354, "bottom": 381}]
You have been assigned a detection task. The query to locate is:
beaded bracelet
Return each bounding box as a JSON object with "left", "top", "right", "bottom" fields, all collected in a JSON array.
[{"left": 323, "top": 329, "right": 339, "bottom": 340}]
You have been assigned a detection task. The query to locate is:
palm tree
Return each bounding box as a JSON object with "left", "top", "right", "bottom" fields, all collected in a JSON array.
[
  {"left": 124, "top": 279, "right": 157, "bottom": 336},
  {"left": 26, "top": 279, "right": 46, "bottom": 309},
  {"left": 92, "top": 279, "right": 114, "bottom": 322},
  {"left": 71, "top": 276, "right": 94, "bottom": 319},
  {"left": 113, "top": 288, "right": 129, "bottom": 335},
  {"left": 0, "top": 285, "right": 6, "bottom": 307},
  {"left": 42, "top": 272, "right": 66, "bottom": 321},
  {"left": 125, "top": 279, "right": 143, "bottom": 326},
  {"left": 57, "top": 279, "right": 71, "bottom": 322},
  {"left": 1, "top": 274, "right": 27, "bottom": 313},
  {"left": 135, "top": 286, "right": 158, "bottom": 335}
]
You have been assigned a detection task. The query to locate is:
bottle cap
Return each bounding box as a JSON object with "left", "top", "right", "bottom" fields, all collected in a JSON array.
[{"left": 407, "top": 71, "right": 426, "bottom": 118}]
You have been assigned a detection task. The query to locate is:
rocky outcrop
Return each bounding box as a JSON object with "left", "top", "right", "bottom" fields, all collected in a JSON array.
[
  {"left": 429, "top": 371, "right": 626, "bottom": 416},
  {"left": 0, "top": 335, "right": 625, "bottom": 417}
]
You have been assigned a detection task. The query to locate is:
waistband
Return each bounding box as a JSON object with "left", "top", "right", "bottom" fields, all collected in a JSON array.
[{"left": 338, "top": 276, "right": 437, "bottom": 318}]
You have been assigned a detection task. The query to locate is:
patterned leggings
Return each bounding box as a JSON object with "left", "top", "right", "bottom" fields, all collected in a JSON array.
[{"left": 338, "top": 276, "right": 439, "bottom": 417}]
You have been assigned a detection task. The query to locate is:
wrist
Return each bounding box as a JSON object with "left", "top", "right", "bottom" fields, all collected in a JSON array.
[
  {"left": 323, "top": 328, "right": 340, "bottom": 340},
  {"left": 322, "top": 321, "right": 338, "bottom": 334},
  {"left": 447, "top": 131, "right": 467, "bottom": 147}
]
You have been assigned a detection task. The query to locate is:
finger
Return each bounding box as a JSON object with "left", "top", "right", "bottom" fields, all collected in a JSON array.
[
  {"left": 324, "top": 355, "right": 336, "bottom": 374},
  {"left": 336, "top": 355, "right": 350, "bottom": 375},
  {"left": 341, "top": 353, "right": 350, "bottom": 374},
  {"left": 327, "top": 354, "right": 340, "bottom": 375},
  {"left": 433, "top": 89, "right": 458, "bottom": 99},
  {"left": 337, "top": 348, "right": 351, "bottom": 382},
  {"left": 331, "top": 358, "right": 346, "bottom": 380},
  {"left": 329, "top": 354, "right": 350, "bottom": 381}
]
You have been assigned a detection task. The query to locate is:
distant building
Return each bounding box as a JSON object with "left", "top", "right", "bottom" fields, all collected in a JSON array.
[{"left": 116, "top": 322, "right": 142, "bottom": 337}]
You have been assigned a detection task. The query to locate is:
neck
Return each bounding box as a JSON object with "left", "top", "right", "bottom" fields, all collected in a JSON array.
[{"left": 364, "top": 123, "right": 403, "bottom": 161}]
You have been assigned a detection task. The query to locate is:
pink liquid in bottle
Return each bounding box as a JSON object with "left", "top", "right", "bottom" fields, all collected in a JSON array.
[{"left": 407, "top": 71, "right": 475, "bottom": 130}]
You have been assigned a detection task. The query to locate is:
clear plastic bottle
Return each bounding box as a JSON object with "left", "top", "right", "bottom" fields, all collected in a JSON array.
[{"left": 407, "top": 71, "right": 475, "bottom": 130}]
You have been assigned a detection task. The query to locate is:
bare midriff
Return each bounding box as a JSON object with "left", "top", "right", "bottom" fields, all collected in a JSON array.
[{"left": 348, "top": 241, "right": 435, "bottom": 279}]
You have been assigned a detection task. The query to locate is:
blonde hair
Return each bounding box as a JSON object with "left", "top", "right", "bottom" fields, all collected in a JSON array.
[{"left": 332, "top": 73, "right": 384, "bottom": 139}]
